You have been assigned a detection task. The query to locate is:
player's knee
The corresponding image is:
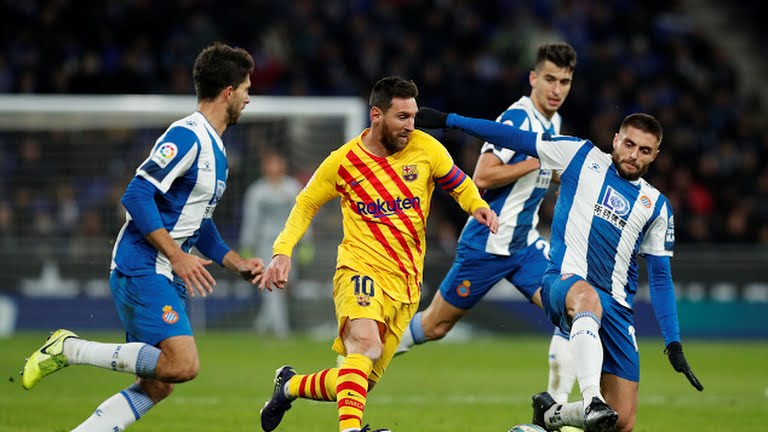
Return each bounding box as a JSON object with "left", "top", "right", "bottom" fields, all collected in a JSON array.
[
  {"left": 361, "top": 344, "right": 383, "bottom": 362},
  {"left": 569, "top": 283, "right": 603, "bottom": 316},
  {"left": 177, "top": 363, "right": 199, "bottom": 382},
  {"left": 157, "top": 358, "right": 199, "bottom": 382}
]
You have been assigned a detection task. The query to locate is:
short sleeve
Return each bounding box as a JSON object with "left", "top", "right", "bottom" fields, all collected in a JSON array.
[
  {"left": 136, "top": 126, "right": 199, "bottom": 193},
  {"left": 639, "top": 197, "right": 675, "bottom": 257}
]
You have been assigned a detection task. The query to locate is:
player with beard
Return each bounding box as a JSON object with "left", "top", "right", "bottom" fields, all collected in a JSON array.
[
  {"left": 20, "top": 42, "right": 265, "bottom": 431},
  {"left": 258, "top": 76, "right": 498, "bottom": 432},
  {"left": 415, "top": 108, "right": 703, "bottom": 432}
]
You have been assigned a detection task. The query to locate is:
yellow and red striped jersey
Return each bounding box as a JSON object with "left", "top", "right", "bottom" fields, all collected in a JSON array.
[{"left": 273, "top": 129, "right": 488, "bottom": 303}]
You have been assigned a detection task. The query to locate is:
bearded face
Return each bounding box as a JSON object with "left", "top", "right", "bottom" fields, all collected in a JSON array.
[
  {"left": 380, "top": 120, "right": 408, "bottom": 154},
  {"left": 226, "top": 79, "right": 251, "bottom": 126},
  {"left": 611, "top": 126, "right": 659, "bottom": 181},
  {"left": 376, "top": 97, "right": 417, "bottom": 155}
]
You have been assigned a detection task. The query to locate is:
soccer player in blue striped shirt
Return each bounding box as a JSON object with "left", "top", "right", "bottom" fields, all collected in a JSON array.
[
  {"left": 21, "top": 42, "right": 265, "bottom": 431},
  {"left": 416, "top": 107, "right": 703, "bottom": 432},
  {"left": 398, "top": 42, "right": 579, "bottom": 406}
]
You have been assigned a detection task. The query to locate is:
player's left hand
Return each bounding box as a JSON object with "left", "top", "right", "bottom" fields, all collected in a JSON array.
[
  {"left": 261, "top": 254, "right": 292, "bottom": 292},
  {"left": 237, "top": 257, "right": 264, "bottom": 285},
  {"left": 415, "top": 107, "right": 449, "bottom": 129},
  {"left": 473, "top": 207, "right": 498, "bottom": 234},
  {"left": 665, "top": 341, "right": 704, "bottom": 391}
]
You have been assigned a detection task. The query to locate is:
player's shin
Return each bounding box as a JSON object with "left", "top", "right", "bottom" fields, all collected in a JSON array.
[
  {"left": 569, "top": 312, "right": 603, "bottom": 402},
  {"left": 337, "top": 354, "right": 373, "bottom": 432},
  {"left": 65, "top": 339, "right": 160, "bottom": 377},
  {"left": 71, "top": 384, "right": 154, "bottom": 431}
]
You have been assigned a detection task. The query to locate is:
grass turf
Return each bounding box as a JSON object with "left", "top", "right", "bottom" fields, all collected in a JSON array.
[{"left": 1, "top": 332, "right": 765, "bottom": 431}]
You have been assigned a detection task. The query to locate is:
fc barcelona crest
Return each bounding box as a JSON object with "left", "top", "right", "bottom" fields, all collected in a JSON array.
[
  {"left": 356, "top": 294, "right": 371, "bottom": 306},
  {"left": 402, "top": 164, "right": 418, "bottom": 182}
]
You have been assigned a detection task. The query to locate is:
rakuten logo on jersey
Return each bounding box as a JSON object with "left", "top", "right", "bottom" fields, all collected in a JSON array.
[{"left": 356, "top": 197, "right": 421, "bottom": 218}]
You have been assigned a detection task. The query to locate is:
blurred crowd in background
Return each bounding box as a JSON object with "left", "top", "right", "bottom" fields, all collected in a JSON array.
[{"left": 1, "top": 0, "right": 767, "bottom": 259}]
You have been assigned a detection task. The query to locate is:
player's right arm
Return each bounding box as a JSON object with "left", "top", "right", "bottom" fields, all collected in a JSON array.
[
  {"left": 472, "top": 152, "right": 540, "bottom": 190},
  {"left": 417, "top": 107, "right": 585, "bottom": 172},
  {"left": 262, "top": 152, "right": 341, "bottom": 290},
  {"left": 472, "top": 108, "right": 541, "bottom": 190},
  {"left": 121, "top": 177, "right": 216, "bottom": 297}
]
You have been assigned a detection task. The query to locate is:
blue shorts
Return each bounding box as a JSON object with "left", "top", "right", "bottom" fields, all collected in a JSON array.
[
  {"left": 110, "top": 269, "right": 193, "bottom": 346},
  {"left": 541, "top": 272, "right": 640, "bottom": 382},
  {"left": 439, "top": 238, "right": 548, "bottom": 309}
]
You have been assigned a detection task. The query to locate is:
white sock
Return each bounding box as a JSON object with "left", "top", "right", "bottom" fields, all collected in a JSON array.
[
  {"left": 71, "top": 384, "right": 154, "bottom": 431},
  {"left": 569, "top": 312, "right": 603, "bottom": 403},
  {"left": 544, "top": 400, "right": 585, "bottom": 429},
  {"left": 64, "top": 338, "right": 160, "bottom": 377},
  {"left": 547, "top": 328, "right": 576, "bottom": 404}
]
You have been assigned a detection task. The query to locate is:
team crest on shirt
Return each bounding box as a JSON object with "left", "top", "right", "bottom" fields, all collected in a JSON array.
[
  {"left": 356, "top": 294, "right": 371, "bottom": 306},
  {"left": 639, "top": 195, "right": 652, "bottom": 208},
  {"left": 151, "top": 143, "right": 178, "bottom": 168},
  {"left": 455, "top": 280, "right": 471, "bottom": 298},
  {"left": 161, "top": 305, "right": 179, "bottom": 324},
  {"left": 402, "top": 164, "right": 418, "bottom": 182}
]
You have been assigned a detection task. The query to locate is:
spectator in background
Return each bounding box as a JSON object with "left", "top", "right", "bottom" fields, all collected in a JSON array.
[{"left": 239, "top": 150, "right": 312, "bottom": 338}]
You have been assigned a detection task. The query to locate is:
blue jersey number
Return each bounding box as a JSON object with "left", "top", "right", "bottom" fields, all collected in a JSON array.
[{"left": 351, "top": 274, "right": 375, "bottom": 297}]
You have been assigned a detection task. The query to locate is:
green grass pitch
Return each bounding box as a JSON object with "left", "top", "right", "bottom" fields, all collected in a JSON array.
[{"left": 1, "top": 332, "right": 766, "bottom": 431}]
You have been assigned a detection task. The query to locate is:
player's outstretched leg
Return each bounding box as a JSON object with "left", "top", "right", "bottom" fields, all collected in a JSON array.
[
  {"left": 582, "top": 397, "right": 618, "bottom": 432},
  {"left": 260, "top": 365, "right": 297, "bottom": 432},
  {"left": 21, "top": 329, "right": 79, "bottom": 390}
]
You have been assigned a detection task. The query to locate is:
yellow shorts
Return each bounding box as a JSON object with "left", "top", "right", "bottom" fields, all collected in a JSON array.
[{"left": 331, "top": 267, "right": 419, "bottom": 382}]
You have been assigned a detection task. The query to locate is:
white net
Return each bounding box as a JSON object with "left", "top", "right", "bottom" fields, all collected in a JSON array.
[{"left": 0, "top": 94, "right": 367, "bottom": 334}]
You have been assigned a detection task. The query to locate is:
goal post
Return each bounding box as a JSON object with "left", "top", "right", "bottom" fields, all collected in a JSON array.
[{"left": 0, "top": 94, "right": 368, "bottom": 140}]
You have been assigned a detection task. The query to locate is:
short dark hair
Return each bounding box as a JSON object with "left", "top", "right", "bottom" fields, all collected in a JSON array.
[
  {"left": 535, "top": 42, "right": 577, "bottom": 72},
  {"left": 621, "top": 113, "right": 664, "bottom": 144},
  {"left": 368, "top": 76, "right": 419, "bottom": 112},
  {"left": 193, "top": 42, "right": 254, "bottom": 101}
]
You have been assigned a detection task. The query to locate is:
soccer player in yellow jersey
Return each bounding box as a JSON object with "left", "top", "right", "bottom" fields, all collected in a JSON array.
[{"left": 258, "top": 76, "right": 498, "bottom": 432}]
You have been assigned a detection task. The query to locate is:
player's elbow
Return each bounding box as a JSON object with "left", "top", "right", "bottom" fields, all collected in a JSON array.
[{"left": 471, "top": 175, "right": 493, "bottom": 190}]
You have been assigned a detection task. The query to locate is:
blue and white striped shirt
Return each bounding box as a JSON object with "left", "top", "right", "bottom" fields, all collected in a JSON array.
[
  {"left": 447, "top": 114, "right": 675, "bottom": 311},
  {"left": 459, "top": 96, "right": 559, "bottom": 256},
  {"left": 111, "top": 111, "right": 229, "bottom": 280}
]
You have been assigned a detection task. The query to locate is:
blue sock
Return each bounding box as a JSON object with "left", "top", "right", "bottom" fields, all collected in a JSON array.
[
  {"left": 135, "top": 345, "right": 161, "bottom": 378},
  {"left": 410, "top": 311, "right": 426, "bottom": 344},
  {"left": 120, "top": 383, "right": 155, "bottom": 420}
]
